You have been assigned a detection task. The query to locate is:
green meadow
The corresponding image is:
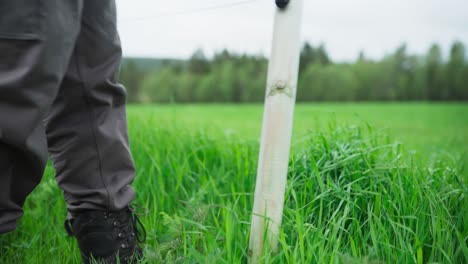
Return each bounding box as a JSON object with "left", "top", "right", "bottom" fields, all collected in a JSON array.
[
  {"left": 133, "top": 103, "right": 467, "bottom": 161},
  {"left": 1, "top": 103, "right": 467, "bottom": 263}
]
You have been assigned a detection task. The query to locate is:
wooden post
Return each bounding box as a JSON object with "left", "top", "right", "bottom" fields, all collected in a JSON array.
[{"left": 248, "top": 0, "right": 303, "bottom": 262}]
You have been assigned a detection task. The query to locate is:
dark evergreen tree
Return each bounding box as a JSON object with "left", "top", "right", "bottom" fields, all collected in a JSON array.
[
  {"left": 447, "top": 41, "right": 466, "bottom": 100},
  {"left": 189, "top": 49, "right": 211, "bottom": 74},
  {"left": 425, "top": 44, "right": 444, "bottom": 100}
]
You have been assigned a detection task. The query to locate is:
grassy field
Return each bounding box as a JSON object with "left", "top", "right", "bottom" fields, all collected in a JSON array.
[
  {"left": 0, "top": 103, "right": 467, "bottom": 263},
  {"left": 132, "top": 103, "right": 468, "bottom": 166}
]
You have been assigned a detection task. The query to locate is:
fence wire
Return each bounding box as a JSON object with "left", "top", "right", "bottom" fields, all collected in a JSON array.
[{"left": 119, "top": 0, "right": 264, "bottom": 23}]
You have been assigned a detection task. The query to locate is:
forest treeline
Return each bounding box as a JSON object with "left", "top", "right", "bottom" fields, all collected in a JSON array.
[{"left": 120, "top": 41, "right": 468, "bottom": 103}]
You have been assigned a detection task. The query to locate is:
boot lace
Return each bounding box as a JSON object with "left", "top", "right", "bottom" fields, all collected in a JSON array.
[{"left": 105, "top": 206, "right": 147, "bottom": 261}]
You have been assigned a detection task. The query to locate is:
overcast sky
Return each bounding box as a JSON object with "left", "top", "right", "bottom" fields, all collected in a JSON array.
[{"left": 116, "top": 0, "right": 468, "bottom": 61}]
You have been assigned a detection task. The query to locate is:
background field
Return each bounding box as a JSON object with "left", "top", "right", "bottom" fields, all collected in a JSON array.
[
  {"left": 131, "top": 103, "right": 468, "bottom": 165},
  {"left": 0, "top": 103, "right": 467, "bottom": 263}
]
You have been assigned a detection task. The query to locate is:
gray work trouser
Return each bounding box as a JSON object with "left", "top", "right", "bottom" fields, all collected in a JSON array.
[{"left": 0, "top": 0, "right": 136, "bottom": 234}]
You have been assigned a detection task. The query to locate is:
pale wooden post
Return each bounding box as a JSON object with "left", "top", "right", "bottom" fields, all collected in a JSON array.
[{"left": 248, "top": 0, "right": 304, "bottom": 262}]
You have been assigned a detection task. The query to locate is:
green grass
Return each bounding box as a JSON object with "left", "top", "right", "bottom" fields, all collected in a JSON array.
[
  {"left": 131, "top": 103, "right": 468, "bottom": 170},
  {"left": 131, "top": 103, "right": 467, "bottom": 154},
  {"left": 0, "top": 103, "right": 467, "bottom": 263}
]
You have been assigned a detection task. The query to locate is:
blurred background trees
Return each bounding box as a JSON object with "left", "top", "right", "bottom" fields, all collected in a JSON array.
[{"left": 120, "top": 41, "right": 468, "bottom": 103}]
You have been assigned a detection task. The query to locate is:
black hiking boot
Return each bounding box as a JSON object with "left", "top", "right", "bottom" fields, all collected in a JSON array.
[{"left": 65, "top": 206, "right": 146, "bottom": 264}]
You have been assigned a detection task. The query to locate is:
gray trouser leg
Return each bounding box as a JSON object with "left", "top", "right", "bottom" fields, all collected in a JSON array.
[
  {"left": 45, "top": 0, "right": 136, "bottom": 214},
  {"left": 0, "top": 0, "right": 135, "bottom": 234},
  {"left": 0, "top": 0, "right": 82, "bottom": 234}
]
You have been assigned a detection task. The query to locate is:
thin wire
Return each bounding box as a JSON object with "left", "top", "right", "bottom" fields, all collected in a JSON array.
[{"left": 119, "top": 0, "right": 263, "bottom": 23}]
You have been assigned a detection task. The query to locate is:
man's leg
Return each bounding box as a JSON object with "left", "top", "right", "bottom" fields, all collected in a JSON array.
[
  {"left": 45, "top": 2, "right": 144, "bottom": 262},
  {"left": 45, "top": 0, "right": 136, "bottom": 217},
  {"left": 0, "top": 0, "right": 82, "bottom": 234}
]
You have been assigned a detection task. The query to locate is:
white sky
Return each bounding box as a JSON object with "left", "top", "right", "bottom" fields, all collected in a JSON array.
[{"left": 116, "top": 0, "right": 468, "bottom": 61}]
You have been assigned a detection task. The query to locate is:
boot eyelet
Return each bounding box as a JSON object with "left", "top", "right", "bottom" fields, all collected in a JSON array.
[
  {"left": 113, "top": 221, "right": 118, "bottom": 226},
  {"left": 121, "top": 243, "right": 127, "bottom": 249},
  {"left": 118, "top": 232, "right": 124, "bottom": 238}
]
